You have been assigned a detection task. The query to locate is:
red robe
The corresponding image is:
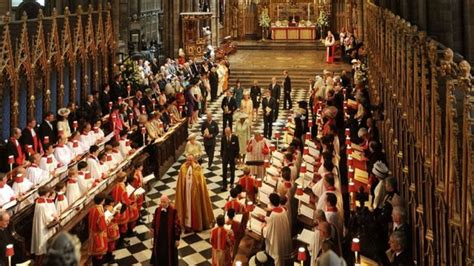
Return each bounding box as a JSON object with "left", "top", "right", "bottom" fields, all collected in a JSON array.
[
  {"left": 107, "top": 211, "right": 120, "bottom": 252},
  {"left": 151, "top": 205, "right": 181, "bottom": 266},
  {"left": 111, "top": 183, "right": 130, "bottom": 231},
  {"left": 224, "top": 199, "right": 244, "bottom": 214},
  {"left": 210, "top": 226, "right": 234, "bottom": 266},
  {"left": 132, "top": 170, "right": 144, "bottom": 210},
  {"left": 88, "top": 204, "right": 108, "bottom": 256},
  {"left": 238, "top": 175, "right": 256, "bottom": 201}
]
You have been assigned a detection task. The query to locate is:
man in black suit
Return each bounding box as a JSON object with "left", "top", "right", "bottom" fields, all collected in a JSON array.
[
  {"left": 261, "top": 89, "right": 276, "bottom": 139},
  {"left": 100, "top": 84, "right": 112, "bottom": 113},
  {"left": 82, "top": 94, "right": 102, "bottom": 124},
  {"left": 209, "top": 65, "right": 219, "bottom": 101},
  {"left": 201, "top": 112, "right": 219, "bottom": 169},
  {"left": 110, "top": 73, "right": 124, "bottom": 102},
  {"left": 19, "top": 117, "right": 42, "bottom": 155},
  {"left": 220, "top": 127, "right": 239, "bottom": 191},
  {"left": 221, "top": 90, "right": 237, "bottom": 131},
  {"left": 283, "top": 70, "right": 292, "bottom": 110},
  {"left": 388, "top": 231, "right": 413, "bottom": 266},
  {"left": 269, "top": 77, "right": 281, "bottom": 121},
  {"left": 38, "top": 111, "right": 56, "bottom": 144}
]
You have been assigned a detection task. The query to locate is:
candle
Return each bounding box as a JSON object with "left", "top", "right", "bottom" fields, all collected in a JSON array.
[
  {"left": 308, "top": 120, "right": 313, "bottom": 127},
  {"left": 43, "top": 136, "right": 49, "bottom": 144},
  {"left": 297, "top": 247, "right": 307, "bottom": 263},
  {"left": 5, "top": 243, "right": 14, "bottom": 257},
  {"left": 296, "top": 185, "right": 304, "bottom": 196},
  {"left": 348, "top": 167, "right": 354, "bottom": 179},
  {"left": 274, "top": 132, "right": 281, "bottom": 139},
  {"left": 246, "top": 201, "right": 255, "bottom": 212},
  {"left": 264, "top": 159, "right": 270, "bottom": 168},
  {"left": 300, "top": 163, "right": 307, "bottom": 173},
  {"left": 73, "top": 120, "right": 78, "bottom": 130},
  {"left": 270, "top": 144, "right": 276, "bottom": 152},
  {"left": 303, "top": 146, "right": 309, "bottom": 155},
  {"left": 118, "top": 97, "right": 123, "bottom": 104},
  {"left": 256, "top": 178, "right": 262, "bottom": 187},
  {"left": 352, "top": 237, "right": 361, "bottom": 262},
  {"left": 308, "top": 3, "right": 310, "bottom": 20},
  {"left": 305, "top": 132, "right": 311, "bottom": 140},
  {"left": 8, "top": 155, "right": 14, "bottom": 165}
]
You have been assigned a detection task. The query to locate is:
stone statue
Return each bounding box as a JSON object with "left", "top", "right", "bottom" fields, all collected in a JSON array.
[
  {"left": 439, "top": 48, "right": 459, "bottom": 78},
  {"left": 231, "top": 2, "right": 239, "bottom": 39}
]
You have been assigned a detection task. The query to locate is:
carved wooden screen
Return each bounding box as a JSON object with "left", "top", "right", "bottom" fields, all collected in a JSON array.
[
  {"left": 0, "top": 3, "right": 116, "bottom": 139},
  {"left": 364, "top": 0, "right": 474, "bottom": 265}
]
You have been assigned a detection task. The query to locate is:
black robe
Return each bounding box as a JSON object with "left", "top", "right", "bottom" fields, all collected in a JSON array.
[{"left": 151, "top": 206, "right": 181, "bottom": 266}]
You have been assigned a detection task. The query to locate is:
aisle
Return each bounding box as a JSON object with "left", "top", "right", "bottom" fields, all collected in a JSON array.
[{"left": 113, "top": 88, "right": 310, "bottom": 265}]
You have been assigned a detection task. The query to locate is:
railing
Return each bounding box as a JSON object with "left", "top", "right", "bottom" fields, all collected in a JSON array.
[{"left": 363, "top": 0, "right": 474, "bottom": 265}]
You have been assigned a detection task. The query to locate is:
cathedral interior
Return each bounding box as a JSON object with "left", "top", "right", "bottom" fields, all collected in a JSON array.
[{"left": 0, "top": 0, "right": 473, "bottom": 265}]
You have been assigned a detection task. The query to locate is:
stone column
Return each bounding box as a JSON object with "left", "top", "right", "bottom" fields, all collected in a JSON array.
[{"left": 210, "top": 0, "right": 220, "bottom": 46}]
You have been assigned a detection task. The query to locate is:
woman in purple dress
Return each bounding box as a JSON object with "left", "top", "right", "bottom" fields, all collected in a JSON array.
[{"left": 184, "top": 85, "right": 196, "bottom": 125}]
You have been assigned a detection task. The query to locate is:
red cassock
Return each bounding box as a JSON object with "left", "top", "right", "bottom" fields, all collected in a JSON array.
[
  {"left": 238, "top": 175, "right": 256, "bottom": 201},
  {"left": 111, "top": 183, "right": 130, "bottom": 231},
  {"left": 107, "top": 213, "right": 120, "bottom": 252},
  {"left": 88, "top": 205, "right": 108, "bottom": 256},
  {"left": 132, "top": 171, "right": 144, "bottom": 210},
  {"left": 226, "top": 220, "right": 241, "bottom": 241},
  {"left": 127, "top": 193, "right": 139, "bottom": 223},
  {"left": 224, "top": 199, "right": 244, "bottom": 214},
  {"left": 210, "top": 227, "right": 234, "bottom": 266},
  {"left": 322, "top": 119, "right": 335, "bottom": 135}
]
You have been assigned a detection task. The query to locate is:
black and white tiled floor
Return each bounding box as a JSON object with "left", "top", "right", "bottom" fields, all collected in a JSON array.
[{"left": 113, "top": 88, "right": 310, "bottom": 265}]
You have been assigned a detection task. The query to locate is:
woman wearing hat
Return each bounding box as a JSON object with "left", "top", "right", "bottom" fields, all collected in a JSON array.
[
  {"left": 235, "top": 113, "right": 251, "bottom": 166},
  {"left": 184, "top": 133, "right": 204, "bottom": 163},
  {"left": 240, "top": 92, "right": 253, "bottom": 122},
  {"left": 372, "top": 161, "right": 389, "bottom": 210},
  {"left": 57, "top": 108, "right": 72, "bottom": 139}
]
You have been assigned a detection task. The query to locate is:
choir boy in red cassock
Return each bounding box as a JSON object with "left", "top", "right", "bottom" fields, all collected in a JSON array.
[
  {"left": 88, "top": 193, "right": 108, "bottom": 266},
  {"left": 238, "top": 166, "right": 256, "bottom": 201},
  {"left": 210, "top": 214, "right": 234, "bottom": 266},
  {"left": 104, "top": 195, "right": 120, "bottom": 263},
  {"left": 126, "top": 175, "right": 140, "bottom": 235},
  {"left": 150, "top": 195, "right": 181, "bottom": 266},
  {"left": 110, "top": 172, "right": 130, "bottom": 246},
  {"left": 132, "top": 162, "right": 145, "bottom": 212},
  {"left": 224, "top": 187, "right": 244, "bottom": 214}
]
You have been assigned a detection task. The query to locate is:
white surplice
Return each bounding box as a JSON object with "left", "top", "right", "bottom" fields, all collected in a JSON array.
[
  {"left": 26, "top": 165, "right": 49, "bottom": 186},
  {"left": 55, "top": 192, "right": 69, "bottom": 214},
  {"left": 87, "top": 156, "right": 102, "bottom": 181},
  {"left": 77, "top": 172, "right": 94, "bottom": 195},
  {"left": 31, "top": 198, "right": 56, "bottom": 255},
  {"left": 39, "top": 155, "right": 58, "bottom": 173},
  {"left": 54, "top": 145, "right": 75, "bottom": 166},
  {"left": 264, "top": 208, "right": 292, "bottom": 265},
  {"left": 119, "top": 139, "right": 132, "bottom": 157},
  {"left": 0, "top": 185, "right": 15, "bottom": 206},
  {"left": 66, "top": 179, "right": 81, "bottom": 204}
]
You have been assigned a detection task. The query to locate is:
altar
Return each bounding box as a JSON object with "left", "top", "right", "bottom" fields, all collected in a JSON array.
[{"left": 271, "top": 26, "right": 316, "bottom": 40}]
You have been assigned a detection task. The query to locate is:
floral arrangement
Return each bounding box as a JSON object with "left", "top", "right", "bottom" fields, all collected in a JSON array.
[
  {"left": 120, "top": 58, "right": 145, "bottom": 88},
  {"left": 259, "top": 7, "right": 271, "bottom": 28},
  {"left": 316, "top": 10, "right": 329, "bottom": 29},
  {"left": 354, "top": 61, "right": 369, "bottom": 85}
]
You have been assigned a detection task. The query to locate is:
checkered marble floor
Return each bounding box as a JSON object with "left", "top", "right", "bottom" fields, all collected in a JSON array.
[{"left": 113, "top": 88, "right": 310, "bottom": 265}]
